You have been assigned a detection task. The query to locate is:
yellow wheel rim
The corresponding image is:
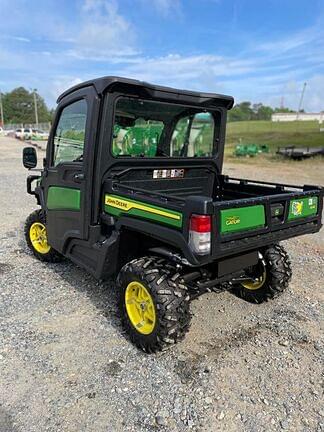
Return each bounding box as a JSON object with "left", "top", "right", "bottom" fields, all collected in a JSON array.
[
  {"left": 125, "top": 281, "right": 156, "bottom": 335},
  {"left": 241, "top": 270, "right": 266, "bottom": 290},
  {"left": 29, "top": 222, "right": 51, "bottom": 254}
]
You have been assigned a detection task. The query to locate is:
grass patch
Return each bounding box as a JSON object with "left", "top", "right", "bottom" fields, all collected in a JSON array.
[{"left": 225, "top": 120, "right": 324, "bottom": 154}]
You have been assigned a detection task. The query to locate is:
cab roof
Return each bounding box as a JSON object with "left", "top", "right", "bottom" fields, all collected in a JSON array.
[{"left": 57, "top": 76, "right": 234, "bottom": 109}]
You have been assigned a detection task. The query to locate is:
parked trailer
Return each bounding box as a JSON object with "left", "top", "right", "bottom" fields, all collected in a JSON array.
[{"left": 277, "top": 146, "right": 324, "bottom": 160}]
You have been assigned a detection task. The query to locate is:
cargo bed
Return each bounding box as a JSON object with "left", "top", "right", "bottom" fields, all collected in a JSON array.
[
  {"left": 103, "top": 173, "right": 323, "bottom": 265},
  {"left": 212, "top": 176, "right": 323, "bottom": 259}
]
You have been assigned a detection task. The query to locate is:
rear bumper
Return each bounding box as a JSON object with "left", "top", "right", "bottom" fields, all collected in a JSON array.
[{"left": 217, "top": 220, "right": 321, "bottom": 258}]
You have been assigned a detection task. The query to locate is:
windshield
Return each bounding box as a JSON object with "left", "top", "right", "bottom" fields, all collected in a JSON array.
[{"left": 112, "top": 97, "right": 216, "bottom": 158}]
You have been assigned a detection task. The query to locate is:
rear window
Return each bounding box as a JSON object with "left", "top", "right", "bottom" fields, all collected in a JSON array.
[
  {"left": 112, "top": 97, "right": 216, "bottom": 158},
  {"left": 171, "top": 113, "right": 214, "bottom": 157}
]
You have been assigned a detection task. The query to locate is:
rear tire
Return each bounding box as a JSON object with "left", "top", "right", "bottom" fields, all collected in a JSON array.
[
  {"left": 232, "top": 244, "right": 292, "bottom": 304},
  {"left": 117, "top": 256, "right": 191, "bottom": 353},
  {"left": 24, "top": 210, "right": 62, "bottom": 262}
]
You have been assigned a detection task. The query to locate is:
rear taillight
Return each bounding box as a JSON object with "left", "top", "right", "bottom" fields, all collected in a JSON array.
[{"left": 189, "top": 214, "right": 211, "bottom": 255}]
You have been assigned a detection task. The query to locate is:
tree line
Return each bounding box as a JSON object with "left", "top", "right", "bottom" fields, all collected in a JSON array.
[
  {"left": 228, "top": 101, "right": 295, "bottom": 122},
  {"left": 0, "top": 87, "right": 53, "bottom": 124}
]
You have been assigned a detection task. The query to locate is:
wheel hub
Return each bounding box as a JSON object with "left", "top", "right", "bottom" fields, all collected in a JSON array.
[
  {"left": 241, "top": 273, "right": 266, "bottom": 290},
  {"left": 125, "top": 281, "right": 156, "bottom": 335},
  {"left": 29, "top": 222, "right": 51, "bottom": 254},
  {"left": 241, "top": 256, "right": 267, "bottom": 290}
]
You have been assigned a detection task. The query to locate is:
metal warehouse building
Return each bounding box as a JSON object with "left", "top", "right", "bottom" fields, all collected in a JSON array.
[{"left": 272, "top": 112, "right": 324, "bottom": 123}]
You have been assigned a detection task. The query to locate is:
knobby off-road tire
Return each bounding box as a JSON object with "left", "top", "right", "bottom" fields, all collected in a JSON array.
[
  {"left": 117, "top": 256, "right": 191, "bottom": 353},
  {"left": 232, "top": 244, "right": 292, "bottom": 304},
  {"left": 24, "top": 209, "right": 62, "bottom": 262}
]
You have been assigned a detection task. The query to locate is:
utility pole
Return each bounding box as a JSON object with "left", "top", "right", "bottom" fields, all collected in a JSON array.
[
  {"left": 33, "top": 89, "right": 39, "bottom": 128},
  {"left": 0, "top": 89, "right": 4, "bottom": 127},
  {"left": 296, "top": 82, "right": 307, "bottom": 121},
  {"left": 280, "top": 96, "right": 284, "bottom": 110}
]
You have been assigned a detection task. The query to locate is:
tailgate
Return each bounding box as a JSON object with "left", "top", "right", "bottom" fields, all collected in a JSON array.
[{"left": 213, "top": 178, "right": 323, "bottom": 258}]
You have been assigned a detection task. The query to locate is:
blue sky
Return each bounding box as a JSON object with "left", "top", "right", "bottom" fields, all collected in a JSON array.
[{"left": 0, "top": 0, "right": 323, "bottom": 111}]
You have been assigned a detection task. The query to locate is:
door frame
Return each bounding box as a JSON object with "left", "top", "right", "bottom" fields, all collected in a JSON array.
[{"left": 43, "top": 85, "right": 100, "bottom": 253}]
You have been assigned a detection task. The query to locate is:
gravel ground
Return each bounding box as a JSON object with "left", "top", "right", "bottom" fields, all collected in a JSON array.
[{"left": 0, "top": 136, "right": 323, "bottom": 432}]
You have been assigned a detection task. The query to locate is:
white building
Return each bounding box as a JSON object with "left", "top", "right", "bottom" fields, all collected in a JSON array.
[{"left": 272, "top": 112, "right": 324, "bottom": 123}]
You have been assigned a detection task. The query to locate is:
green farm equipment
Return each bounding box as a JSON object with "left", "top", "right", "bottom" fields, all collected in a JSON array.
[{"left": 234, "top": 143, "right": 269, "bottom": 157}]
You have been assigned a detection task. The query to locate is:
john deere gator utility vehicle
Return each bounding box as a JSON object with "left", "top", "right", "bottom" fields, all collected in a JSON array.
[{"left": 22, "top": 77, "right": 323, "bottom": 353}]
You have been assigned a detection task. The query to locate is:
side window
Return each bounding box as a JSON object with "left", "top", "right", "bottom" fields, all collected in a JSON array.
[
  {"left": 171, "top": 112, "right": 215, "bottom": 157},
  {"left": 53, "top": 99, "right": 87, "bottom": 166}
]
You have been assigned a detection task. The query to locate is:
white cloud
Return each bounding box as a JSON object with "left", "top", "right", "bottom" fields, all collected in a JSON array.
[
  {"left": 0, "top": 35, "right": 31, "bottom": 44},
  {"left": 120, "top": 53, "right": 255, "bottom": 85},
  {"left": 49, "top": 77, "right": 84, "bottom": 103},
  {"left": 257, "top": 24, "right": 323, "bottom": 55},
  {"left": 143, "top": 0, "right": 182, "bottom": 17},
  {"left": 74, "top": 0, "right": 138, "bottom": 58},
  {"left": 116, "top": 49, "right": 324, "bottom": 112}
]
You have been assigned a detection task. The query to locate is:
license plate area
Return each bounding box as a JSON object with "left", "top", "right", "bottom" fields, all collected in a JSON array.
[{"left": 217, "top": 250, "right": 259, "bottom": 277}]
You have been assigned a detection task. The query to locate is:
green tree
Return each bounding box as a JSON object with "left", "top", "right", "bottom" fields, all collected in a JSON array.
[
  {"left": 252, "top": 103, "right": 273, "bottom": 120},
  {"left": 2, "top": 87, "right": 51, "bottom": 124},
  {"left": 228, "top": 101, "right": 297, "bottom": 122},
  {"left": 274, "top": 107, "right": 295, "bottom": 113},
  {"left": 228, "top": 101, "right": 254, "bottom": 122}
]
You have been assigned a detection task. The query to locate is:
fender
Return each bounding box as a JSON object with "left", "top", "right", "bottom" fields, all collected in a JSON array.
[{"left": 115, "top": 215, "right": 203, "bottom": 266}]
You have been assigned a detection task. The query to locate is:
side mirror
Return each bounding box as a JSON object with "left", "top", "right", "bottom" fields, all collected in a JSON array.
[{"left": 23, "top": 147, "right": 37, "bottom": 169}]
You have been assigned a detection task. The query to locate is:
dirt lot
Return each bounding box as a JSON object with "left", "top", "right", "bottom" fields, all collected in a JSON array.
[{"left": 0, "top": 136, "right": 323, "bottom": 432}]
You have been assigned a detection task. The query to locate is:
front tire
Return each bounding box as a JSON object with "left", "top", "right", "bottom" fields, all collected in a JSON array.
[
  {"left": 117, "top": 256, "right": 191, "bottom": 353},
  {"left": 232, "top": 244, "right": 292, "bottom": 304},
  {"left": 24, "top": 210, "right": 62, "bottom": 262}
]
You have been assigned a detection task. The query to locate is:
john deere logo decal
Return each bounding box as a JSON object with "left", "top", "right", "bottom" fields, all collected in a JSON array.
[
  {"left": 105, "top": 196, "right": 129, "bottom": 209},
  {"left": 104, "top": 194, "right": 182, "bottom": 223},
  {"left": 292, "top": 200, "right": 303, "bottom": 216},
  {"left": 226, "top": 215, "right": 240, "bottom": 226}
]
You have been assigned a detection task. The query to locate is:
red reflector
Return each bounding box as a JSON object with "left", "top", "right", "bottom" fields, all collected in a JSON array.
[{"left": 190, "top": 215, "right": 211, "bottom": 233}]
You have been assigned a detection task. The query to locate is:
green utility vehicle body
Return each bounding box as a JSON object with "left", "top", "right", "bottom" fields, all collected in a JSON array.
[
  {"left": 23, "top": 76, "right": 323, "bottom": 276},
  {"left": 23, "top": 76, "right": 323, "bottom": 352}
]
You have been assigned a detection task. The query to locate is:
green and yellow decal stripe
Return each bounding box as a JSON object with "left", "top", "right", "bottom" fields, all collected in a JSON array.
[{"left": 104, "top": 194, "right": 183, "bottom": 228}]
